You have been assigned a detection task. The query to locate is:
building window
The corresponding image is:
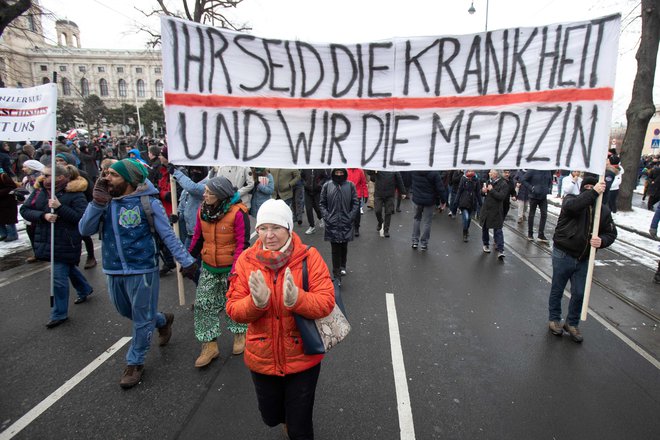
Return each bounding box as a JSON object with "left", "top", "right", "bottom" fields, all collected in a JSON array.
[
  {"left": 136, "top": 79, "right": 145, "bottom": 97},
  {"left": 40, "top": 65, "right": 47, "bottom": 72},
  {"left": 27, "top": 14, "right": 36, "bottom": 32},
  {"left": 59, "top": 65, "right": 67, "bottom": 72},
  {"left": 154, "top": 67, "right": 161, "bottom": 74},
  {"left": 155, "top": 80, "right": 163, "bottom": 98},
  {"left": 62, "top": 78, "right": 71, "bottom": 95},
  {"left": 118, "top": 79, "right": 127, "bottom": 97},
  {"left": 79, "top": 65, "right": 86, "bottom": 73},
  {"left": 42, "top": 77, "right": 50, "bottom": 84},
  {"left": 117, "top": 66, "right": 124, "bottom": 73},
  {"left": 98, "top": 66, "right": 105, "bottom": 73},
  {"left": 136, "top": 67, "right": 143, "bottom": 74},
  {"left": 81, "top": 78, "right": 89, "bottom": 97},
  {"left": 99, "top": 79, "right": 108, "bottom": 96}
]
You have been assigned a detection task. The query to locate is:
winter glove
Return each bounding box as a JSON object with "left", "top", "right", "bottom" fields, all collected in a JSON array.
[
  {"left": 92, "top": 178, "right": 112, "bottom": 205},
  {"left": 650, "top": 228, "right": 657, "bottom": 239},
  {"left": 283, "top": 267, "right": 299, "bottom": 307},
  {"left": 179, "top": 262, "right": 198, "bottom": 280},
  {"left": 167, "top": 163, "right": 177, "bottom": 175},
  {"left": 249, "top": 269, "right": 271, "bottom": 309},
  {"left": 169, "top": 214, "right": 179, "bottom": 224}
]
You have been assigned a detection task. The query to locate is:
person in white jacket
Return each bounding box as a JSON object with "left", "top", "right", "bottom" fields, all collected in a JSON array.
[{"left": 560, "top": 171, "right": 582, "bottom": 198}]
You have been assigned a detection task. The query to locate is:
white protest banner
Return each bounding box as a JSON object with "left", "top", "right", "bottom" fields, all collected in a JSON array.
[
  {"left": 161, "top": 15, "right": 620, "bottom": 172},
  {"left": 0, "top": 83, "right": 57, "bottom": 142}
]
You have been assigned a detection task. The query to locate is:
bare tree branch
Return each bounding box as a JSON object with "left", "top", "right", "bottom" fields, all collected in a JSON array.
[{"left": 0, "top": 0, "right": 32, "bottom": 37}]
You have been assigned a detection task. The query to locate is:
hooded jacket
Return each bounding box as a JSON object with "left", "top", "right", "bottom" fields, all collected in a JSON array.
[
  {"left": 320, "top": 169, "right": 359, "bottom": 242},
  {"left": 553, "top": 188, "right": 617, "bottom": 260},
  {"left": 411, "top": 171, "right": 447, "bottom": 207},
  {"left": 78, "top": 179, "right": 195, "bottom": 275},
  {"left": 226, "top": 233, "right": 335, "bottom": 376},
  {"left": 20, "top": 176, "right": 88, "bottom": 264}
]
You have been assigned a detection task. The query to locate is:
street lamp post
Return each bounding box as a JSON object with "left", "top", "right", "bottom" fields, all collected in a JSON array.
[{"left": 468, "top": 0, "right": 489, "bottom": 32}]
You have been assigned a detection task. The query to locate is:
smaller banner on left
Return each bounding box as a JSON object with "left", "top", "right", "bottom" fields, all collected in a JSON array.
[{"left": 0, "top": 83, "right": 57, "bottom": 141}]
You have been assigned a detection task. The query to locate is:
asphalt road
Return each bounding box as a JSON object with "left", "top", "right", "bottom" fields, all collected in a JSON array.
[{"left": 0, "top": 200, "right": 658, "bottom": 440}]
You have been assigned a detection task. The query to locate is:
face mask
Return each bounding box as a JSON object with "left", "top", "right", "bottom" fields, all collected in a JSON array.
[{"left": 332, "top": 173, "right": 347, "bottom": 184}]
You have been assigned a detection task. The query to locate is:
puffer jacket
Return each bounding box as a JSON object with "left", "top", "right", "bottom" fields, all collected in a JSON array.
[
  {"left": 226, "top": 233, "right": 335, "bottom": 376},
  {"left": 20, "top": 176, "right": 88, "bottom": 264},
  {"left": 320, "top": 170, "right": 359, "bottom": 242},
  {"left": 553, "top": 189, "right": 617, "bottom": 260},
  {"left": 411, "top": 171, "right": 447, "bottom": 207}
]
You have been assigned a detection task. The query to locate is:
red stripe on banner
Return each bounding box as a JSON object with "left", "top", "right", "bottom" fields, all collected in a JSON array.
[{"left": 164, "top": 88, "right": 613, "bottom": 110}]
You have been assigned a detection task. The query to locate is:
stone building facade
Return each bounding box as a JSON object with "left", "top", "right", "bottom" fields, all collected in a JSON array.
[{"left": 0, "top": 3, "right": 163, "bottom": 120}]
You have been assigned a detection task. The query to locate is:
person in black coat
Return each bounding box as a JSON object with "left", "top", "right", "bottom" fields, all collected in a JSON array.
[
  {"left": 501, "top": 170, "right": 518, "bottom": 220},
  {"left": 0, "top": 167, "right": 18, "bottom": 241},
  {"left": 548, "top": 174, "right": 617, "bottom": 342},
  {"left": 522, "top": 169, "right": 553, "bottom": 243},
  {"left": 454, "top": 170, "right": 482, "bottom": 242},
  {"left": 410, "top": 171, "right": 447, "bottom": 250},
  {"left": 300, "top": 168, "right": 330, "bottom": 234},
  {"left": 367, "top": 170, "right": 406, "bottom": 237},
  {"left": 20, "top": 164, "right": 93, "bottom": 328},
  {"left": 320, "top": 168, "right": 359, "bottom": 285},
  {"left": 480, "top": 169, "right": 509, "bottom": 259}
]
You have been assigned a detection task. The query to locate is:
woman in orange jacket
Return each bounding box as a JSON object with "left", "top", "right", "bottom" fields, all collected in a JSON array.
[{"left": 226, "top": 199, "right": 335, "bottom": 440}]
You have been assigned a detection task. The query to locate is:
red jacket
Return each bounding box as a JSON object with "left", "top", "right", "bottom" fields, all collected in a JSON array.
[
  {"left": 347, "top": 168, "right": 368, "bottom": 198},
  {"left": 226, "top": 233, "right": 335, "bottom": 376}
]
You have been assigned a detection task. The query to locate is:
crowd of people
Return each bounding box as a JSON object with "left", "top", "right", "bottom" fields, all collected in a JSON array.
[{"left": 1, "top": 134, "right": 659, "bottom": 439}]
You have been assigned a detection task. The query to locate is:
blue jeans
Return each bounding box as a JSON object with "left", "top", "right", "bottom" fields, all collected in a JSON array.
[
  {"left": 482, "top": 227, "right": 504, "bottom": 252},
  {"left": 548, "top": 247, "right": 588, "bottom": 326},
  {"left": 107, "top": 271, "right": 167, "bottom": 365},
  {"left": 0, "top": 223, "right": 18, "bottom": 240},
  {"left": 411, "top": 204, "right": 434, "bottom": 246},
  {"left": 461, "top": 208, "right": 473, "bottom": 231},
  {"left": 51, "top": 261, "right": 93, "bottom": 320}
]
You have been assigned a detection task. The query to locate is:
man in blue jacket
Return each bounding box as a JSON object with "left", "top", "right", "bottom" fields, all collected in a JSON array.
[
  {"left": 410, "top": 171, "right": 447, "bottom": 250},
  {"left": 79, "top": 159, "right": 198, "bottom": 389}
]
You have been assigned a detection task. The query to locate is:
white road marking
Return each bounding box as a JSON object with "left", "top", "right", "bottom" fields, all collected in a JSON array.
[
  {"left": 386, "top": 293, "right": 416, "bottom": 440},
  {"left": 0, "top": 337, "right": 131, "bottom": 440},
  {"left": 504, "top": 244, "right": 660, "bottom": 370}
]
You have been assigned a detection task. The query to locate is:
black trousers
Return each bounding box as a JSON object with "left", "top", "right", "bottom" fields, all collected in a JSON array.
[
  {"left": 528, "top": 198, "right": 548, "bottom": 237},
  {"left": 304, "top": 190, "right": 323, "bottom": 227},
  {"left": 82, "top": 235, "right": 95, "bottom": 259},
  {"left": 251, "top": 363, "right": 321, "bottom": 440},
  {"left": 330, "top": 242, "right": 348, "bottom": 276}
]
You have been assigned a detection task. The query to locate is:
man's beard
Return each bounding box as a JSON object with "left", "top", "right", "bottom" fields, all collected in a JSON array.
[{"left": 108, "top": 180, "right": 129, "bottom": 197}]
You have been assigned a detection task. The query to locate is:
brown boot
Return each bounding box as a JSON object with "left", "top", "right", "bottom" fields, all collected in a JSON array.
[
  {"left": 158, "top": 313, "right": 174, "bottom": 346},
  {"left": 232, "top": 333, "right": 246, "bottom": 355},
  {"left": 194, "top": 341, "right": 219, "bottom": 368},
  {"left": 119, "top": 365, "right": 144, "bottom": 389}
]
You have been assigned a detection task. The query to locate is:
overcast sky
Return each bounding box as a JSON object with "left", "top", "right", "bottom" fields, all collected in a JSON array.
[{"left": 38, "top": 0, "right": 659, "bottom": 124}]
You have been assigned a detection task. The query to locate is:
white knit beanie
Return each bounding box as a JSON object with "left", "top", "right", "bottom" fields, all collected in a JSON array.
[{"left": 255, "top": 199, "right": 293, "bottom": 231}]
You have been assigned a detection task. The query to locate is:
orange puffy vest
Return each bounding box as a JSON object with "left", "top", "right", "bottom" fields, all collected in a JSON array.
[{"left": 199, "top": 203, "right": 248, "bottom": 268}]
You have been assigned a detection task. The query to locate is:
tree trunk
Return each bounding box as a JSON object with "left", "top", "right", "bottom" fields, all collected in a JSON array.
[
  {"left": 619, "top": 0, "right": 660, "bottom": 211},
  {"left": 0, "top": 0, "right": 32, "bottom": 38}
]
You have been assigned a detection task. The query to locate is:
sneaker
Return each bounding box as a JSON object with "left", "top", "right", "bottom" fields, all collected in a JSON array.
[
  {"left": 537, "top": 235, "right": 549, "bottom": 244},
  {"left": 548, "top": 321, "right": 563, "bottom": 336},
  {"left": 340, "top": 268, "right": 347, "bottom": 276},
  {"left": 563, "top": 323, "right": 583, "bottom": 343},
  {"left": 384, "top": 231, "right": 390, "bottom": 238},
  {"left": 74, "top": 289, "right": 93, "bottom": 304},
  {"left": 497, "top": 252, "right": 505, "bottom": 260},
  {"left": 318, "top": 219, "right": 325, "bottom": 228},
  {"left": 305, "top": 226, "right": 316, "bottom": 235},
  {"left": 119, "top": 365, "right": 144, "bottom": 389},
  {"left": 527, "top": 235, "right": 534, "bottom": 241},
  {"left": 360, "top": 207, "right": 364, "bottom": 215},
  {"left": 158, "top": 313, "right": 175, "bottom": 346},
  {"left": 482, "top": 245, "right": 491, "bottom": 253},
  {"left": 377, "top": 222, "right": 383, "bottom": 232},
  {"left": 420, "top": 245, "right": 428, "bottom": 251},
  {"left": 411, "top": 243, "right": 418, "bottom": 249},
  {"left": 447, "top": 212, "right": 453, "bottom": 217}
]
